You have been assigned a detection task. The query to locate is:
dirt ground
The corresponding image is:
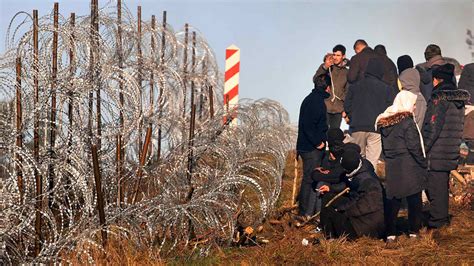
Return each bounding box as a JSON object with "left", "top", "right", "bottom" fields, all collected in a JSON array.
[{"left": 164, "top": 153, "right": 474, "bottom": 265}]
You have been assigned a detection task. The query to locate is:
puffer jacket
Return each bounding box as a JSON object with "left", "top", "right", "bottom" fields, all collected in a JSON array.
[
  {"left": 423, "top": 81, "right": 470, "bottom": 171},
  {"left": 378, "top": 112, "right": 427, "bottom": 199}
]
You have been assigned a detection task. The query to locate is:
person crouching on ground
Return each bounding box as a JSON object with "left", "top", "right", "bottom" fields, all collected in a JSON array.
[
  {"left": 311, "top": 128, "right": 346, "bottom": 214},
  {"left": 376, "top": 91, "right": 427, "bottom": 242},
  {"left": 296, "top": 75, "right": 331, "bottom": 219},
  {"left": 318, "top": 149, "right": 385, "bottom": 240}
]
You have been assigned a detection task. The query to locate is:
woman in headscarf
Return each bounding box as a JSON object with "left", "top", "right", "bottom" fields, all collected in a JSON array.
[{"left": 375, "top": 91, "right": 427, "bottom": 243}]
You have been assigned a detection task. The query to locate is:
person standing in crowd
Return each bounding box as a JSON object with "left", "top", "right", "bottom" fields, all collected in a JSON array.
[
  {"left": 423, "top": 64, "right": 470, "bottom": 228},
  {"left": 374, "top": 44, "right": 398, "bottom": 94},
  {"left": 399, "top": 67, "right": 427, "bottom": 128},
  {"left": 416, "top": 44, "right": 447, "bottom": 101},
  {"left": 344, "top": 58, "right": 393, "bottom": 168},
  {"left": 376, "top": 91, "right": 427, "bottom": 242},
  {"left": 313, "top": 45, "right": 349, "bottom": 129},
  {"left": 347, "top": 39, "right": 379, "bottom": 84},
  {"left": 296, "top": 75, "right": 331, "bottom": 219},
  {"left": 458, "top": 63, "right": 474, "bottom": 164},
  {"left": 397, "top": 54, "right": 414, "bottom": 75},
  {"left": 318, "top": 148, "right": 385, "bottom": 239}
]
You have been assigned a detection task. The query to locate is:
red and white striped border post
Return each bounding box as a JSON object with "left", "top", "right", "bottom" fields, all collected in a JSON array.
[{"left": 224, "top": 44, "right": 240, "bottom": 124}]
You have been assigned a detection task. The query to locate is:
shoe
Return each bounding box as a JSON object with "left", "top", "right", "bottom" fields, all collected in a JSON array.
[
  {"left": 409, "top": 233, "right": 420, "bottom": 239},
  {"left": 309, "top": 227, "right": 322, "bottom": 234},
  {"left": 385, "top": 235, "right": 398, "bottom": 249}
]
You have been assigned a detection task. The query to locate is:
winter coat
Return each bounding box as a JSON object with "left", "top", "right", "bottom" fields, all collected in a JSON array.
[
  {"left": 423, "top": 81, "right": 470, "bottom": 171},
  {"left": 378, "top": 53, "right": 399, "bottom": 95},
  {"left": 458, "top": 63, "right": 474, "bottom": 104},
  {"left": 416, "top": 55, "right": 447, "bottom": 101},
  {"left": 464, "top": 109, "right": 474, "bottom": 140},
  {"left": 378, "top": 112, "right": 427, "bottom": 199},
  {"left": 344, "top": 59, "right": 394, "bottom": 133},
  {"left": 311, "top": 152, "right": 346, "bottom": 185},
  {"left": 314, "top": 63, "right": 348, "bottom": 114},
  {"left": 332, "top": 160, "right": 385, "bottom": 238},
  {"left": 296, "top": 88, "right": 329, "bottom": 154},
  {"left": 399, "top": 69, "right": 427, "bottom": 128},
  {"left": 347, "top": 46, "right": 379, "bottom": 84}
]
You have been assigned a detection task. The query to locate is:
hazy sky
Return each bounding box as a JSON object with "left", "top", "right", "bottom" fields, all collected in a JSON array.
[{"left": 1, "top": 0, "right": 473, "bottom": 123}]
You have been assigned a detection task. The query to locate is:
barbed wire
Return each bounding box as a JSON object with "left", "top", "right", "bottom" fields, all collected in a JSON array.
[{"left": 0, "top": 1, "right": 295, "bottom": 263}]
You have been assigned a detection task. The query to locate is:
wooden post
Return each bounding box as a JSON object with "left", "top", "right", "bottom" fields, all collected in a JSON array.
[
  {"left": 116, "top": 0, "right": 124, "bottom": 204},
  {"left": 156, "top": 11, "right": 167, "bottom": 162},
  {"left": 209, "top": 85, "right": 214, "bottom": 119},
  {"left": 132, "top": 126, "right": 153, "bottom": 203},
  {"left": 33, "top": 9, "right": 42, "bottom": 257},
  {"left": 137, "top": 6, "right": 143, "bottom": 157},
  {"left": 94, "top": 0, "right": 102, "bottom": 149},
  {"left": 68, "top": 13, "right": 75, "bottom": 150},
  {"left": 182, "top": 23, "right": 189, "bottom": 119},
  {"left": 291, "top": 152, "right": 298, "bottom": 207},
  {"left": 47, "top": 2, "right": 59, "bottom": 208},
  {"left": 148, "top": 15, "right": 155, "bottom": 159},
  {"left": 185, "top": 32, "right": 197, "bottom": 201},
  {"left": 91, "top": 144, "right": 107, "bottom": 248},
  {"left": 15, "top": 57, "right": 23, "bottom": 204},
  {"left": 88, "top": 0, "right": 95, "bottom": 143}
]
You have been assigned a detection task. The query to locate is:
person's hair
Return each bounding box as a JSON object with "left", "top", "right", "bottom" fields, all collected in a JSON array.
[
  {"left": 374, "top": 44, "right": 387, "bottom": 55},
  {"left": 333, "top": 44, "right": 346, "bottom": 55},
  {"left": 314, "top": 74, "right": 331, "bottom": 89},
  {"left": 353, "top": 39, "right": 368, "bottom": 49},
  {"left": 424, "top": 44, "right": 442, "bottom": 61}
]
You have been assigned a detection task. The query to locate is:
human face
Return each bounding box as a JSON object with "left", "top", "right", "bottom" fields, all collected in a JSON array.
[
  {"left": 354, "top": 44, "right": 363, "bottom": 54},
  {"left": 332, "top": 51, "right": 345, "bottom": 65}
]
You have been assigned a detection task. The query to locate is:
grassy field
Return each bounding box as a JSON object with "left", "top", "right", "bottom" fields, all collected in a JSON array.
[{"left": 74, "top": 152, "right": 474, "bottom": 265}]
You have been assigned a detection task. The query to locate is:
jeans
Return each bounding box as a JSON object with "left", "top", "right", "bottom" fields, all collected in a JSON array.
[
  {"left": 351, "top": 131, "right": 382, "bottom": 168},
  {"left": 298, "top": 149, "right": 324, "bottom": 216}
]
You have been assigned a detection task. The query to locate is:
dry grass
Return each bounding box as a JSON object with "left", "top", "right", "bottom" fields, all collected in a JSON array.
[{"left": 65, "top": 151, "right": 474, "bottom": 264}]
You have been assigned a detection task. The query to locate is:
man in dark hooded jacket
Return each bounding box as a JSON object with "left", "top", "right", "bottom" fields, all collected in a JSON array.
[
  {"left": 423, "top": 63, "right": 470, "bottom": 228},
  {"left": 374, "top": 44, "right": 399, "bottom": 95},
  {"left": 319, "top": 149, "right": 385, "bottom": 239},
  {"left": 296, "top": 75, "right": 331, "bottom": 218},
  {"left": 347, "top": 39, "right": 379, "bottom": 84},
  {"left": 416, "top": 44, "right": 447, "bottom": 101},
  {"left": 344, "top": 58, "right": 394, "bottom": 168}
]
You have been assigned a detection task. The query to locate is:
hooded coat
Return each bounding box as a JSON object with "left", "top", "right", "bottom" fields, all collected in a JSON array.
[
  {"left": 399, "top": 69, "right": 427, "bottom": 128},
  {"left": 344, "top": 58, "right": 394, "bottom": 133},
  {"left": 378, "top": 112, "right": 427, "bottom": 199},
  {"left": 423, "top": 81, "right": 470, "bottom": 171},
  {"left": 458, "top": 63, "right": 474, "bottom": 104},
  {"left": 347, "top": 46, "right": 379, "bottom": 84},
  {"left": 332, "top": 160, "right": 385, "bottom": 238}
]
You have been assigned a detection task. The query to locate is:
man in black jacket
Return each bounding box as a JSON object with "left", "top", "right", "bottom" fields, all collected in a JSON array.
[
  {"left": 416, "top": 44, "right": 447, "bottom": 101},
  {"left": 296, "top": 75, "right": 331, "bottom": 218},
  {"left": 347, "top": 39, "right": 379, "bottom": 84},
  {"left": 319, "top": 149, "right": 385, "bottom": 239},
  {"left": 344, "top": 58, "right": 394, "bottom": 168},
  {"left": 374, "top": 44, "right": 399, "bottom": 95},
  {"left": 423, "top": 63, "right": 470, "bottom": 228}
]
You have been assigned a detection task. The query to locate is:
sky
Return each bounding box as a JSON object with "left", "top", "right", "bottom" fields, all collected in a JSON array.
[{"left": 1, "top": 0, "right": 473, "bottom": 124}]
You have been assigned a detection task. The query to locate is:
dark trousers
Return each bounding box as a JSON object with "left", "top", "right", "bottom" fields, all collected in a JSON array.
[
  {"left": 327, "top": 113, "right": 342, "bottom": 129},
  {"left": 298, "top": 149, "right": 323, "bottom": 216},
  {"left": 320, "top": 193, "right": 357, "bottom": 239},
  {"left": 426, "top": 171, "right": 450, "bottom": 228},
  {"left": 385, "top": 192, "right": 422, "bottom": 236}
]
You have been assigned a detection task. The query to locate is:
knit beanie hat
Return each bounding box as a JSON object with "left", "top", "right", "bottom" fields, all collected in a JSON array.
[
  {"left": 342, "top": 143, "right": 361, "bottom": 154},
  {"left": 432, "top": 63, "right": 455, "bottom": 81},
  {"left": 340, "top": 149, "right": 362, "bottom": 173},
  {"left": 397, "top": 55, "right": 414, "bottom": 75}
]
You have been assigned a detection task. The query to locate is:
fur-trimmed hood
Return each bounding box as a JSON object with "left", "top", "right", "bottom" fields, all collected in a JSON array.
[
  {"left": 376, "top": 111, "right": 413, "bottom": 128},
  {"left": 432, "top": 88, "right": 471, "bottom": 102}
]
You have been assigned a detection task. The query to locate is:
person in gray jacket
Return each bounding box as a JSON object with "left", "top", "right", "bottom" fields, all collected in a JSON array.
[
  {"left": 313, "top": 44, "right": 349, "bottom": 129},
  {"left": 399, "top": 68, "right": 427, "bottom": 128}
]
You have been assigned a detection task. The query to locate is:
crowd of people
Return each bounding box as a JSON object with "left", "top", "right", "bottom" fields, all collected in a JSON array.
[{"left": 296, "top": 40, "right": 473, "bottom": 244}]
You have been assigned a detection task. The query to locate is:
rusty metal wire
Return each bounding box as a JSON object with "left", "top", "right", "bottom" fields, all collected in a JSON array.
[{"left": 0, "top": 1, "right": 295, "bottom": 263}]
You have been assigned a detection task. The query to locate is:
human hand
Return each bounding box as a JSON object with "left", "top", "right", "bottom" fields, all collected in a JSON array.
[
  {"left": 318, "top": 185, "right": 330, "bottom": 194},
  {"left": 315, "top": 167, "right": 330, "bottom": 174},
  {"left": 316, "top": 142, "right": 325, "bottom": 150}
]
